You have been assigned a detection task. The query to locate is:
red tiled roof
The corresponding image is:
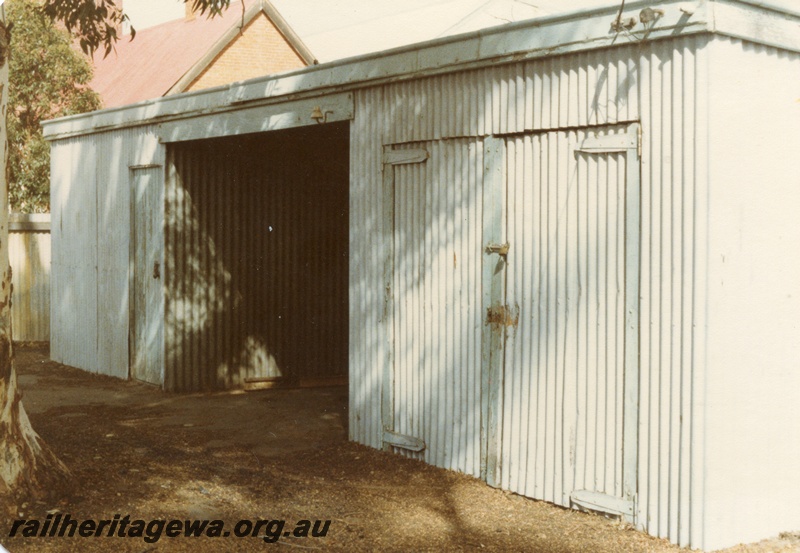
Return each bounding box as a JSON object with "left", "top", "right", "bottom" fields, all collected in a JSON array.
[{"left": 91, "top": 3, "right": 257, "bottom": 108}]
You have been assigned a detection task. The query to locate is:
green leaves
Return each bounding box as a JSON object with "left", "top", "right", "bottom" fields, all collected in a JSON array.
[
  {"left": 191, "top": 0, "right": 232, "bottom": 18},
  {"left": 40, "top": 0, "right": 229, "bottom": 57},
  {"left": 7, "top": 0, "right": 102, "bottom": 213},
  {"left": 5, "top": 0, "right": 234, "bottom": 211},
  {"left": 41, "top": 0, "right": 131, "bottom": 57}
]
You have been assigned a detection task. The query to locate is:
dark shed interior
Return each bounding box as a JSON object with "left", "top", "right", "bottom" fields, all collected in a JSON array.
[{"left": 164, "top": 122, "right": 350, "bottom": 391}]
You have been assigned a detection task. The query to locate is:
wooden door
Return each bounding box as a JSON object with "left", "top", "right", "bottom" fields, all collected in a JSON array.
[{"left": 130, "top": 166, "right": 164, "bottom": 385}]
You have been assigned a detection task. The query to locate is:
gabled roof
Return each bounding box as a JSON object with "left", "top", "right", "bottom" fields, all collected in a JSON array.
[{"left": 91, "top": 0, "right": 315, "bottom": 109}]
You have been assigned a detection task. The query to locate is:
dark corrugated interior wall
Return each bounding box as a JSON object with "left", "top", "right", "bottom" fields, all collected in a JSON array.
[{"left": 164, "top": 122, "right": 349, "bottom": 391}]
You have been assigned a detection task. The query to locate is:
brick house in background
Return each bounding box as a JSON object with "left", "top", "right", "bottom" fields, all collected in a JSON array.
[{"left": 91, "top": 0, "right": 315, "bottom": 109}]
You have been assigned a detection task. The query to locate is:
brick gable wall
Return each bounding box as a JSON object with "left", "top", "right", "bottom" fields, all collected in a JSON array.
[{"left": 185, "top": 12, "right": 306, "bottom": 92}]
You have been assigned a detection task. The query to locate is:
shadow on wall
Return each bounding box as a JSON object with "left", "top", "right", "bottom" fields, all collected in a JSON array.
[
  {"left": 349, "top": 62, "right": 641, "bottom": 511},
  {"left": 164, "top": 122, "right": 350, "bottom": 391},
  {"left": 46, "top": 37, "right": 699, "bottom": 550}
]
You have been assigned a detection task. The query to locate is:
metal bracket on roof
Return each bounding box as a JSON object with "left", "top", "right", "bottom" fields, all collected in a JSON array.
[{"left": 610, "top": 16, "right": 638, "bottom": 32}]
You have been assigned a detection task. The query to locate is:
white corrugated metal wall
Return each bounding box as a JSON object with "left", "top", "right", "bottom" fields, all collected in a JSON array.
[
  {"left": 638, "top": 36, "right": 707, "bottom": 547},
  {"left": 46, "top": 33, "right": 712, "bottom": 548},
  {"left": 43, "top": 6, "right": 799, "bottom": 546},
  {"left": 350, "top": 35, "right": 709, "bottom": 547},
  {"left": 50, "top": 126, "right": 164, "bottom": 378},
  {"left": 51, "top": 135, "right": 96, "bottom": 371}
]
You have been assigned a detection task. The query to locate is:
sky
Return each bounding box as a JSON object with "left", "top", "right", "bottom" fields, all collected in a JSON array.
[
  {"left": 122, "top": 0, "right": 610, "bottom": 33},
  {"left": 120, "top": 0, "right": 621, "bottom": 61},
  {"left": 123, "top": 0, "right": 184, "bottom": 30}
]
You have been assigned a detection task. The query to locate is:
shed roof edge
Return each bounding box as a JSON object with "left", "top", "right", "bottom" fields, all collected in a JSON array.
[{"left": 42, "top": 0, "right": 799, "bottom": 141}]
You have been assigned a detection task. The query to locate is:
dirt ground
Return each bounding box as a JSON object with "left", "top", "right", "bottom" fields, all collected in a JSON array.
[{"left": 1, "top": 345, "right": 798, "bottom": 552}]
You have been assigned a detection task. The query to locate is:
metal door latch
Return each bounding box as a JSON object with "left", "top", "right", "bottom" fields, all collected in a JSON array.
[
  {"left": 485, "top": 242, "right": 509, "bottom": 256},
  {"left": 153, "top": 261, "right": 160, "bottom": 280}
]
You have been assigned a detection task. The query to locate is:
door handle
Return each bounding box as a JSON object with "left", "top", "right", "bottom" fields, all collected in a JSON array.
[{"left": 153, "top": 261, "right": 160, "bottom": 280}]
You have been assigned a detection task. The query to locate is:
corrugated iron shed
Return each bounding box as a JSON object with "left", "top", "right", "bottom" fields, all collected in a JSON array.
[{"left": 44, "top": 1, "right": 800, "bottom": 551}]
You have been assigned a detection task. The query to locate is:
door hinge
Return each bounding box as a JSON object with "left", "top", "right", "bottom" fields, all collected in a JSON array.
[
  {"left": 383, "top": 429, "right": 426, "bottom": 452},
  {"left": 570, "top": 490, "right": 636, "bottom": 519},
  {"left": 637, "top": 124, "right": 642, "bottom": 158},
  {"left": 486, "top": 304, "right": 519, "bottom": 327},
  {"left": 484, "top": 242, "right": 509, "bottom": 256},
  {"left": 383, "top": 148, "right": 428, "bottom": 165}
]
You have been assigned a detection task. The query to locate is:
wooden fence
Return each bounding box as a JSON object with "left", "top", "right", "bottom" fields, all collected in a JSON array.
[{"left": 9, "top": 213, "right": 50, "bottom": 342}]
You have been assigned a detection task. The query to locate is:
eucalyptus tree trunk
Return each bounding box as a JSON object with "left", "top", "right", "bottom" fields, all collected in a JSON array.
[{"left": 0, "top": 19, "right": 68, "bottom": 504}]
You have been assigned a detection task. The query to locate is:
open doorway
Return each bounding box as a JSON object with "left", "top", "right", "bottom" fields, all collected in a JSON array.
[{"left": 162, "top": 122, "right": 350, "bottom": 391}]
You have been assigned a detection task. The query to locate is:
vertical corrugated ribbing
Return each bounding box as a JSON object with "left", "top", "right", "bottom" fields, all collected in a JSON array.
[
  {"left": 164, "top": 126, "right": 349, "bottom": 391},
  {"left": 351, "top": 36, "right": 708, "bottom": 548}
]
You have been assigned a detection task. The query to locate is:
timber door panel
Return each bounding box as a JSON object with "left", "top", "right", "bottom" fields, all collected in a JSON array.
[
  {"left": 130, "top": 166, "right": 164, "bottom": 386},
  {"left": 381, "top": 139, "right": 485, "bottom": 478},
  {"left": 500, "top": 124, "right": 640, "bottom": 521}
]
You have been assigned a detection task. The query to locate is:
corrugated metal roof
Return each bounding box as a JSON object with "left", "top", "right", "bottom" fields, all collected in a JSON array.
[{"left": 91, "top": 0, "right": 314, "bottom": 108}]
